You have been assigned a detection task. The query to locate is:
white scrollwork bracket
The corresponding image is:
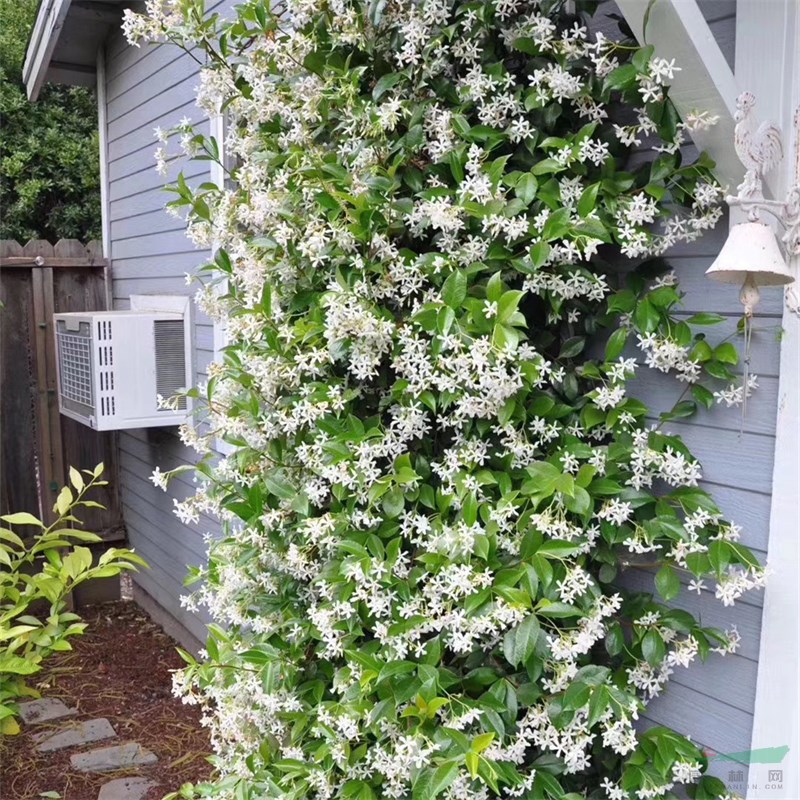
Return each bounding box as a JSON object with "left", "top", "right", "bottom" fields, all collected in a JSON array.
[{"left": 786, "top": 284, "right": 800, "bottom": 317}]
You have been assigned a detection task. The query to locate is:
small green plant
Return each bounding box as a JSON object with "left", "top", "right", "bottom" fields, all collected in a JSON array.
[{"left": 0, "top": 463, "right": 146, "bottom": 734}]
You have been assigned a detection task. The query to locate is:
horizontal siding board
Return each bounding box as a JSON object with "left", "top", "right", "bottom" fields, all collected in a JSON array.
[
  {"left": 107, "top": 43, "right": 184, "bottom": 101},
  {"left": 109, "top": 160, "right": 207, "bottom": 204},
  {"left": 112, "top": 228, "right": 205, "bottom": 261},
  {"left": 107, "top": 98, "right": 200, "bottom": 161},
  {"left": 130, "top": 564, "right": 209, "bottom": 645},
  {"left": 111, "top": 253, "right": 206, "bottom": 282},
  {"left": 195, "top": 349, "right": 213, "bottom": 378},
  {"left": 111, "top": 208, "right": 186, "bottom": 240},
  {"left": 109, "top": 189, "right": 172, "bottom": 221},
  {"left": 642, "top": 683, "right": 753, "bottom": 758},
  {"left": 121, "top": 483, "right": 207, "bottom": 581},
  {"left": 196, "top": 324, "right": 214, "bottom": 351},
  {"left": 107, "top": 77, "right": 200, "bottom": 143},
  {"left": 666, "top": 257, "right": 785, "bottom": 317},
  {"left": 120, "top": 428, "right": 202, "bottom": 478},
  {"left": 108, "top": 124, "right": 208, "bottom": 179},
  {"left": 708, "top": 16, "right": 736, "bottom": 69},
  {"left": 632, "top": 373, "right": 779, "bottom": 436},
  {"left": 108, "top": 145, "right": 158, "bottom": 181},
  {"left": 108, "top": 52, "right": 205, "bottom": 123},
  {"left": 657, "top": 421, "right": 775, "bottom": 494},
  {"left": 621, "top": 316, "right": 782, "bottom": 378},
  {"left": 668, "top": 651, "right": 758, "bottom": 714},
  {"left": 697, "top": 483, "right": 771, "bottom": 552},
  {"left": 620, "top": 568, "right": 763, "bottom": 659},
  {"left": 112, "top": 275, "right": 198, "bottom": 300},
  {"left": 698, "top": 0, "right": 736, "bottom": 22},
  {"left": 109, "top": 166, "right": 209, "bottom": 220}
]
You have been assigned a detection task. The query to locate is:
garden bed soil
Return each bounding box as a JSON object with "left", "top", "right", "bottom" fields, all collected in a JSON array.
[{"left": 0, "top": 601, "right": 213, "bottom": 800}]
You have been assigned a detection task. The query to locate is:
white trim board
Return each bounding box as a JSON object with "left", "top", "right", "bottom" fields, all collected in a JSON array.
[
  {"left": 739, "top": 0, "right": 800, "bottom": 796},
  {"left": 96, "top": 46, "right": 111, "bottom": 310},
  {"left": 23, "top": 0, "right": 73, "bottom": 101},
  {"left": 209, "top": 112, "right": 234, "bottom": 457},
  {"left": 615, "top": 0, "right": 742, "bottom": 192}
]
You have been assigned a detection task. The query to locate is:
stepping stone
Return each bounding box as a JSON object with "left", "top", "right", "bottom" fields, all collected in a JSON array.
[
  {"left": 71, "top": 742, "right": 158, "bottom": 773},
  {"left": 34, "top": 718, "right": 117, "bottom": 752},
  {"left": 98, "top": 777, "right": 157, "bottom": 800},
  {"left": 18, "top": 698, "right": 77, "bottom": 724}
]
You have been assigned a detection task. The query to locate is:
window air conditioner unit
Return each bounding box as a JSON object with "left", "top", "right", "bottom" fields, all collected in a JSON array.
[{"left": 53, "top": 295, "right": 192, "bottom": 431}]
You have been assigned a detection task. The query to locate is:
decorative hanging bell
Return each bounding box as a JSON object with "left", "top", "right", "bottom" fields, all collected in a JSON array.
[{"left": 705, "top": 221, "right": 794, "bottom": 315}]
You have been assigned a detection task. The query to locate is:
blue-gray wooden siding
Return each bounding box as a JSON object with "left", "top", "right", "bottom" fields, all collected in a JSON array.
[
  {"left": 102, "top": 0, "right": 775, "bottom": 784},
  {"left": 602, "top": 0, "right": 774, "bottom": 785},
  {"left": 103, "top": 9, "right": 226, "bottom": 645}
]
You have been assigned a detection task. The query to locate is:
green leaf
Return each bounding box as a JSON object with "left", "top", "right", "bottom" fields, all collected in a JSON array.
[
  {"left": 559, "top": 336, "right": 585, "bottom": 359},
  {"left": 465, "top": 751, "right": 479, "bottom": 778},
  {"left": 528, "top": 241, "right": 551, "bottom": 269},
  {"left": 542, "top": 207, "right": 571, "bottom": 240},
  {"left": 604, "top": 63, "right": 637, "bottom": 91},
  {"left": 692, "top": 384, "right": 715, "bottom": 409},
  {"left": 537, "top": 601, "right": 581, "bottom": 618},
  {"left": 498, "top": 290, "right": 525, "bottom": 324},
  {"left": 382, "top": 486, "right": 405, "bottom": 519},
  {"left": 655, "top": 565, "right": 680, "bottom": 601},
  {"left": 516, "top": 173, "right": 538, "bottom": 204},
  {"left": 686, "top": 312, "right": 725, "bottom": 325},
  {"left": 54, "top": 485, "right": 73, "bottom": 517},
  {"left": 632, "top": 44, "right": 655, "bottom": 73},
  {"left": 634, "top": 298, "right": 659, "bottom": 333},
  {"left": 1, "top": 512, "right": 44, "bottom": 527},
  {"left": 705, "top": 360, "right": 736, "bottom": 380},
  {"left": 587, "top": 685, "right": 610, "bottom": 727},
  {"left": 373, "top": 72, "right": 403, "bottom": 100},
  {"left": 642, "top": 630, "right": 666, "bottom": 667},
  {"left": 666, "top": 401, "right": 696, "bottom": 420},
  {"left": 442, "top": 270, "right": 467, "bottom": 309},
  {"left": 412, "top": 762, "right": 459, "bottom": 799},
  {"left": 714, "top": 342, "right": 738, "bottom": 364},
  {"left": 486, "top": 271, "right": 504, "bottom": 302},
  {"left": 69, "top": 466, "right": 84, "bottom": 492},
  {"left": 605, "top": 622, "right": 624, "bottom": 657},
  {"left": 502, "top": 615, "right": 541, "bottom": 667},
  {"left": 577, "top": 183, "right": 599, "bottom": 218},
  {"left": 264, "top": 472, "right": 295, "bottom": 500},
  {"left": 605, "top": 328, "right": 628, "bottom": 361},
  {"left": 0, "top": 653, "right": 41, "bottom": 675},
  {"left": 471, "top": 732, "right": 495, "bottom": 753}
]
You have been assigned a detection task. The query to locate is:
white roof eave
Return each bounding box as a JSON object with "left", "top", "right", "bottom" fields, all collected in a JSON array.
[{"left": 23, "top": 0, "right": 75, "bottom": 101}]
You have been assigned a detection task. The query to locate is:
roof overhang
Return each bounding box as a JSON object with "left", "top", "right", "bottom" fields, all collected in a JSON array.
[{"left": 23, "top": 0, "right": 126, "bottom": 101}]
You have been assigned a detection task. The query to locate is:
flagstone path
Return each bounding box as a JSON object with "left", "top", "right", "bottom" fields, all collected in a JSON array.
[{"left": 17, "top": 698, "right": 159, "bottom": 800}]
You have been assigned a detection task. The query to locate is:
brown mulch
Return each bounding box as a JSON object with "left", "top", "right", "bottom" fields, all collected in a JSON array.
[{"left": 0, "top": 601, "right": 214, "bottom": 800}]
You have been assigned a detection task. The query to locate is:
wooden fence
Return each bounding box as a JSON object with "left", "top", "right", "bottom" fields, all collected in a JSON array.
[{"left": 0, "top": 240, "right": 123, "bottom": 540}]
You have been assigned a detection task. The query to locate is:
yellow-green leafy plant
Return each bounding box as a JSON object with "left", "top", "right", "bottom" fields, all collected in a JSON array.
[{"left": 0, "top": 463, "right": 146, "bottom": 734}]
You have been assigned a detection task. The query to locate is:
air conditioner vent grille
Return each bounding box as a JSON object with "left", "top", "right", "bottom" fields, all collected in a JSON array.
[
  {"left": 154, "top": 319, "right": 187, "bottom": 410},
  {"left": 56, "top": 324, "right": 93, "bottom": 408}
]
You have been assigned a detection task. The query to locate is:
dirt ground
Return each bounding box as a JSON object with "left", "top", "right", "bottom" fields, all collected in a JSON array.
[{"left": 0, "top": 601, "right": 214, "bottom": 800}]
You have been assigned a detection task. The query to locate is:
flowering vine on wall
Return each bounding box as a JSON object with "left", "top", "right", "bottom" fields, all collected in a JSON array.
[{"left": 127, "top": 0, "right": 766, "bottom": 798}]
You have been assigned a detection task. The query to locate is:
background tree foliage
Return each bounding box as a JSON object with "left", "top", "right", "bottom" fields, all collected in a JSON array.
[{"left": 0, "top": 0, "right": 101, "bottom": 242}]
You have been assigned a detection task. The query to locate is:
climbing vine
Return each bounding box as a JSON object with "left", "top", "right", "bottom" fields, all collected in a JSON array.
[{"left": 128, "top": 0, "right": 763, "bottom": 798}]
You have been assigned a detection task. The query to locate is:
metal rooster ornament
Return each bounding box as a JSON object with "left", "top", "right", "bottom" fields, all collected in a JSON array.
[{"left": 733, "top": 91, "right": 784, "bottom": 204}]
